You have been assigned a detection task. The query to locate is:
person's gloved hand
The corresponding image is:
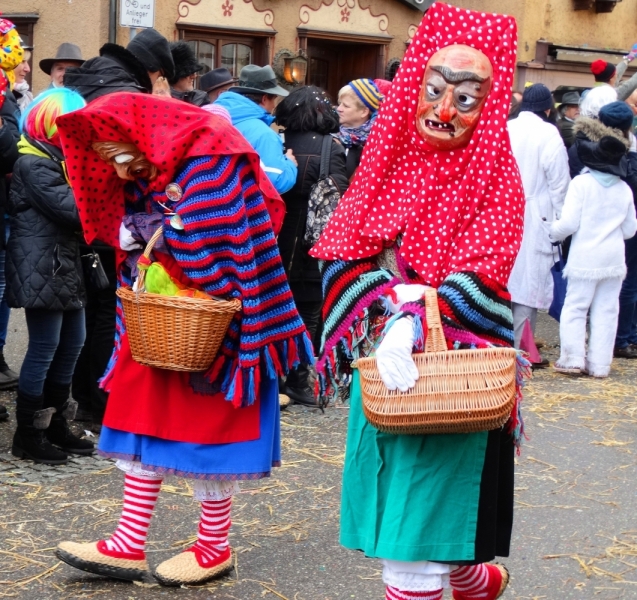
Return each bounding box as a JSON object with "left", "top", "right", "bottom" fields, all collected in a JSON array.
[
  {"left": 625, "top": 43, "right": 637, "bottom": 63},
  {"left": 385, "top": 283, "right": 428, "bottom": 314},
  {"left": 119, "top": 222, "right": 143, "bottom": 251},
  {"left": 376, "top": 317, "right": 419, "bottom": 392}
]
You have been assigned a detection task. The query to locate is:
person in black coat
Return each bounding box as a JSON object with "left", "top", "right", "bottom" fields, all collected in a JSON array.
[
  {"left": 169, "top": 42, "right": 210, "bottom": 107},
  {"left": 0, "top": 89, "right": 23, "bottom": 409},
  {"left": 7, "top": 89, "right": 94, "bottom": 464},
  {"left": 275, "top": 86, "right": 349, "bottom": 406}
]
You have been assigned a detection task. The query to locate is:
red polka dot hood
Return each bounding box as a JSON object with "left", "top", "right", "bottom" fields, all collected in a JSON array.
[
  {"left": 310, "top": 2, "right": 525, "bottom": 288},
  {"left": 56, "top": 92, "right": 285, "bottom": 246}
]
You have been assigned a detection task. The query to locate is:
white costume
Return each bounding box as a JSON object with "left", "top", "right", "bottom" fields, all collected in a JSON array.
[
  {"left": 551, "top": 171, "right": 637, "bottom": 376},
  {"left": 507, "top": 111, "right": 570, "bottom": 346}
]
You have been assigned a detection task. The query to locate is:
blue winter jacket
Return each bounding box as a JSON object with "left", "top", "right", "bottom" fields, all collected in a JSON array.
[{"left": 215, "top": 91, "right": 297, "bottom": 194}]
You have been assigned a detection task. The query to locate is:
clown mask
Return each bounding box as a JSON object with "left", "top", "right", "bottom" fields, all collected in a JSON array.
[
  {"left": 416, "top": 44, "right": 493, "bottom": 150},
  {"left": 92, "top": 141, "right": 158, "bottom": 181}
]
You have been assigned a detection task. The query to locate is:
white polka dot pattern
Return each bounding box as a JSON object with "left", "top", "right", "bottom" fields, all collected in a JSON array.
[{"left": 309, "top": 2, "right": 525, "bottom": 289}]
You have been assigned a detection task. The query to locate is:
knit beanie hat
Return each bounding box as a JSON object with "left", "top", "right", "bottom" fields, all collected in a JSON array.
[
  {"left": 168, "top": 41, "right": 202, "bottom": 85},
  {"left": 127, "top": 28, "right": 174, "bottom": 82},
  {"left": 599, "top": 101, "right": 634, "bottom": 131},
  {"left": 591, "top": 59, "right": 616, "bottom": 83},
  {"left": 349, "top": 78, "right": 383, "bottom": 112},
  {"left": 520, "top": 83, "right": 553, "bottom": 112}
]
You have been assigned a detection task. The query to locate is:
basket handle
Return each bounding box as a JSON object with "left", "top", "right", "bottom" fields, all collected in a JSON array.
[
  {"left": 423, "top": 287, "right": 447, "bottom": 353},
  {"left": 136, "top": 227, "right": 164, "bottom": 291}
]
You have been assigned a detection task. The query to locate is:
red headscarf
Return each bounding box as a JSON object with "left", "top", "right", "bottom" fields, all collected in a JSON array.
[
  {"left": 56, "top": 92, "right": 285, "bottom": 245},
  {"left": 311, "top": 2, "right": 524, "bottom": 288}
]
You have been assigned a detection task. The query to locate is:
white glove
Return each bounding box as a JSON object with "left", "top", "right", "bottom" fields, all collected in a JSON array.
[
  {"left": 119, "top": 222, "right": 143, "bottom": 251},
  {"left": 376, "top": 317, "right": 419, "bottom": 392},
  {"left": 384, "top": 283, "right": 429, "bottom": 314}
]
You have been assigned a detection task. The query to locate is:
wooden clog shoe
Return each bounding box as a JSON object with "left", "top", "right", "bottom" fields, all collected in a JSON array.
[
  {"left": 56, "top": 541, "right": 150, "bottom": 582},
  {"left": 452, "top": 563, "right": 509, "bottom": 600},
  {"left": 153, "top": 547, "right": 234, "bottom": 586}
]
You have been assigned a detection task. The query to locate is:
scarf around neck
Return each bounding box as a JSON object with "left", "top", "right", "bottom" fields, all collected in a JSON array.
[
  {"left": 337, "top": 112, "right": 377, "bottom": 148},
  {"left": 312, "top": 2, "right": 525, "bottom": 290}
]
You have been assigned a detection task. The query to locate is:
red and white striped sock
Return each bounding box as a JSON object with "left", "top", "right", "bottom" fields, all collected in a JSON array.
[
  {"left": 103, "top": 474, "right": 162, "bottom": 557},
  {"left": 385, "top": 586, "right": 443, "bottom": 600},
  {"left": 189, "top": 498, "right": 232, "bottom": 566},
  {"left": 450, "top": 564, "right": 496, "bottom": 599}
]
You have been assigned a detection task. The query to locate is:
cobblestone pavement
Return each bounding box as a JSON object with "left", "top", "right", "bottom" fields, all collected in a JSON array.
[{"left": 1, "top": 310, "right": 637, "bottom": 599}]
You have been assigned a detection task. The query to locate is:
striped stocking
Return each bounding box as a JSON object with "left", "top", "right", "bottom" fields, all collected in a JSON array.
[
  {"left": 385, "top": 586, "right": 443, "bottom": 600},
  {"left": 103, "top": 474, "right": 163, "bottom": 557},
  {"left": 189, "top": 498, "right": 232, "bottom": 566},
  {"left": 450, "top": 564, "right": 502, "bottom": 599}
]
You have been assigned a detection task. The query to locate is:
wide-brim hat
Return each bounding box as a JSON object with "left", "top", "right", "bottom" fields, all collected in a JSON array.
[
  {"left": 199, "top": 67, "right": 237, "bottom": 93},
  {"left": 39, "top": 42, "right": 84, "bottom": 74},
  {"left": 230, "top": 64, "right": 288, "bottom": 97}
]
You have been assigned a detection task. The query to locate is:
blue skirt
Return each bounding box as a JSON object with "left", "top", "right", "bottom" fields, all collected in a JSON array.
[{"left": 97, "top": 376, "right": 281, "bottom": 480}]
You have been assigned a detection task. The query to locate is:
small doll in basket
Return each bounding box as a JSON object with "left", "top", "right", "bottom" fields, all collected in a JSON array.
[
  {"left": 309, "top": 3, "right": 527, "bottom": 599},
  {"left": 53, "top": 92, "right": 313, "bottom": 586}
]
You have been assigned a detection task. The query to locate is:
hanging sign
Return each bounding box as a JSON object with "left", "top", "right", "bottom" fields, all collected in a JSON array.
[{"left": 120, "top": 0, "right": 155, "bottom": 28}]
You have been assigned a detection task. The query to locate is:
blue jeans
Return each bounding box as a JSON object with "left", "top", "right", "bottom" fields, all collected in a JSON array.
[
  {"left": 615, "top": 236, "right": 637, "bottom": 348},
  {"left": 20, "top": 309, "right": 86, "bottom": 397}
]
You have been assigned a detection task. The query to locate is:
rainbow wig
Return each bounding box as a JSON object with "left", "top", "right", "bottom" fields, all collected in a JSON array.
[{"left": 20, "top": 88, "right": 86, "bottom": 148}]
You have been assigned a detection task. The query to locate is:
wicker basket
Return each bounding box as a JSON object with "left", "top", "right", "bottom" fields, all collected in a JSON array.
[
  {"left": 116, "top": 228, "right": 241, "bottom": 371},
  {"left": 357, "top": 287, "right": 517, "bottom": 435}
]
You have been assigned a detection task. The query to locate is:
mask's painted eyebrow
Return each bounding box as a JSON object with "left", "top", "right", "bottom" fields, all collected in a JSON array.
[{"left": 430, "top": 65, "right": 487, "bottom": 84}]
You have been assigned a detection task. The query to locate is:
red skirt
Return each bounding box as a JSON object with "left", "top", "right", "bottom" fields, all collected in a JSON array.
[{"left": 102, "top": 334, "right": 260, "bottom": 444}]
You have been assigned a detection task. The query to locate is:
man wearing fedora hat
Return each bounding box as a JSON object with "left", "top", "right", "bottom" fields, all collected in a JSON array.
[
  {"left": 215, "top": 64, "right": 297, "bottom": 194},
  {"left": 199, "top": 67, "right": 237, "bottom": 102},
  {"left": 557, "top": 91, "right": 581, "bottom": 148},
  {"left": 40, "top": 43, "right": 84, "bottom": 89}
]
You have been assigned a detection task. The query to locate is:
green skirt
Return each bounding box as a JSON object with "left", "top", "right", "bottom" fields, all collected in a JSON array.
[{"left": 340, "top": 372, "right": 498, "bottom": 563}]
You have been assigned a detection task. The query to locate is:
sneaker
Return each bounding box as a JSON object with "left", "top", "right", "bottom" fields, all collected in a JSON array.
[{"left": 613, "top": 345, "right": 637, "bottom": 359}]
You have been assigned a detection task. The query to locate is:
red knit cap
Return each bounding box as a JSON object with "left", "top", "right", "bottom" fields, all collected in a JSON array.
[{"left": 591, "top": 59, "right": 616, "bottom": 82}]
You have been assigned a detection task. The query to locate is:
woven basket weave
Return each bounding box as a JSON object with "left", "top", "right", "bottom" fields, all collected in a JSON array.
[
  {"left": 357, "top": 287, "right": 517, "bottom": 435},
  {"left": 116, "top": 228, "right": 241, "bottom": 371}
]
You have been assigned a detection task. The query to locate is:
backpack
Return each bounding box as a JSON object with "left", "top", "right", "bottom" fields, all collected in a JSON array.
[{"left": 304, "top": 135, "right": 341, "bottom": 247}]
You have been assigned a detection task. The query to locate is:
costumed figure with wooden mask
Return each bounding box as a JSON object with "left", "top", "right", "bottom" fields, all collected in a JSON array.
[
  {"left": 309, "top": 3, "right": 527, "bottom": 599},
  {"left": 52, "top": 93, "right": 313, "bottom": 586}
]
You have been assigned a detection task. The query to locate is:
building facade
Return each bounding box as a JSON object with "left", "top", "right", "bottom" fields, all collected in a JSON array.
[{"left": 3, "top": 0, "right": 637, "bottom": 98}]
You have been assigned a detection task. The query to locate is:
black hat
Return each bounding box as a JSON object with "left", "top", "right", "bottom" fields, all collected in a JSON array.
[
  {"left": 560, "top": 91, "right": 581, "bottom": 106},
  {"left": 599, "top": 101, "right": 634, "bottom": 131},
  {"left": 229, "top": 65, "right": 289, "bottom": 97},
  {"left": 199, "top": 67, "right": 237, "bottom": 93},
  {"left": 168, "top": 42, "right": 203, "bottom": 85},
  {"left": 127, "top": 29, "right": 174, "bottom": 82},
  {"left": 39, "top": 43, "right": 84, "bottom": 75},
  {"left": 520, "top": 84, "right": 553, "bottom": 113}
]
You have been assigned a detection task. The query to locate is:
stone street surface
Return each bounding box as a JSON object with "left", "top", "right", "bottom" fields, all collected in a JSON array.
[{"left": 1, "top": 309, "right": 637, "bottom": 599}]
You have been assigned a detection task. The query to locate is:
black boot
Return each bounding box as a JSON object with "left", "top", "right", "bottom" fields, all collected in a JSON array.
[
  {"left": 0, "top": 349, "right": 18, "bottom": 390},
  {"left": 0, "top": 403, "right": 8, "bottom": 421},
  {"left": 12, "top": 390, "right": 68, "bottom": 465},
  {"left": 43, "top": 381, "right": 95, "bottom": 456},
  {"left": 284, "top": 365, "right": 318, "bottom": 407}
]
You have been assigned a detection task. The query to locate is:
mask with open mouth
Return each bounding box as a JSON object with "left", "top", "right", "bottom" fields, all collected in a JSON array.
[{"left": 415, "top": 44, "right": 493, "bottom": 151}]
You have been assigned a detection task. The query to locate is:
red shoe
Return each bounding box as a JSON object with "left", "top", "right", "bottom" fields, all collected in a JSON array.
[
  {"left": 153, "top": 546, "right": 234, "bottom": 586},
  {"left": 452, "top": 563, "right": 509, "bottom": 600}
]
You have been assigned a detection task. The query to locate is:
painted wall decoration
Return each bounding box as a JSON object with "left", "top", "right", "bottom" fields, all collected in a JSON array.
[
  {"left": 299, "top": 0, "right": 390, "bottom": 36},
  {"left": 177, "top": 0, "right": 274, "bottom": 29}
]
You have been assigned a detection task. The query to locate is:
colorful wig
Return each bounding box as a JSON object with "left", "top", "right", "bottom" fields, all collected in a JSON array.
[{"left": 20, "top": 88, "right": 86, "bottom": 148}]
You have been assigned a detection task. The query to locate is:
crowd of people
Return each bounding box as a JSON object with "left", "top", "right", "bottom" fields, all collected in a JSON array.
[
  {"left": 507, "top": 53, "right": 637, "bottom": 378},
  {"left": 0, "top": 3, "right": 635, "bottom": 597}
]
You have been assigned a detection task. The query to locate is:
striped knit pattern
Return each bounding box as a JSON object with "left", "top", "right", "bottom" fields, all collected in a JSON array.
[
  {"left": 386, "top": 586, "right": 443, "bottom": 600},
  {"left": 316, "top": 259, "right": 397, "bottom": 400},
  {"left": 450, "top": 564, "right": 492, "bottom": 599},
  {"left": 104, "top": 155, "right": 313, "bottom": 407},
  {"left": 437, "top": 272, "right": 514, "bottom": 348},
  {"left": 104, "top": 474, "right": 162, "bottom": 556},
  {"left": 190, "top": 498, "right": 232, "bottom": 566}
]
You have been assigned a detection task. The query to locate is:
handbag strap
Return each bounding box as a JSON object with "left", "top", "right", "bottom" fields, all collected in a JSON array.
[{"left": 319, "top": 135, "right": 332, "bottom": 179}]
